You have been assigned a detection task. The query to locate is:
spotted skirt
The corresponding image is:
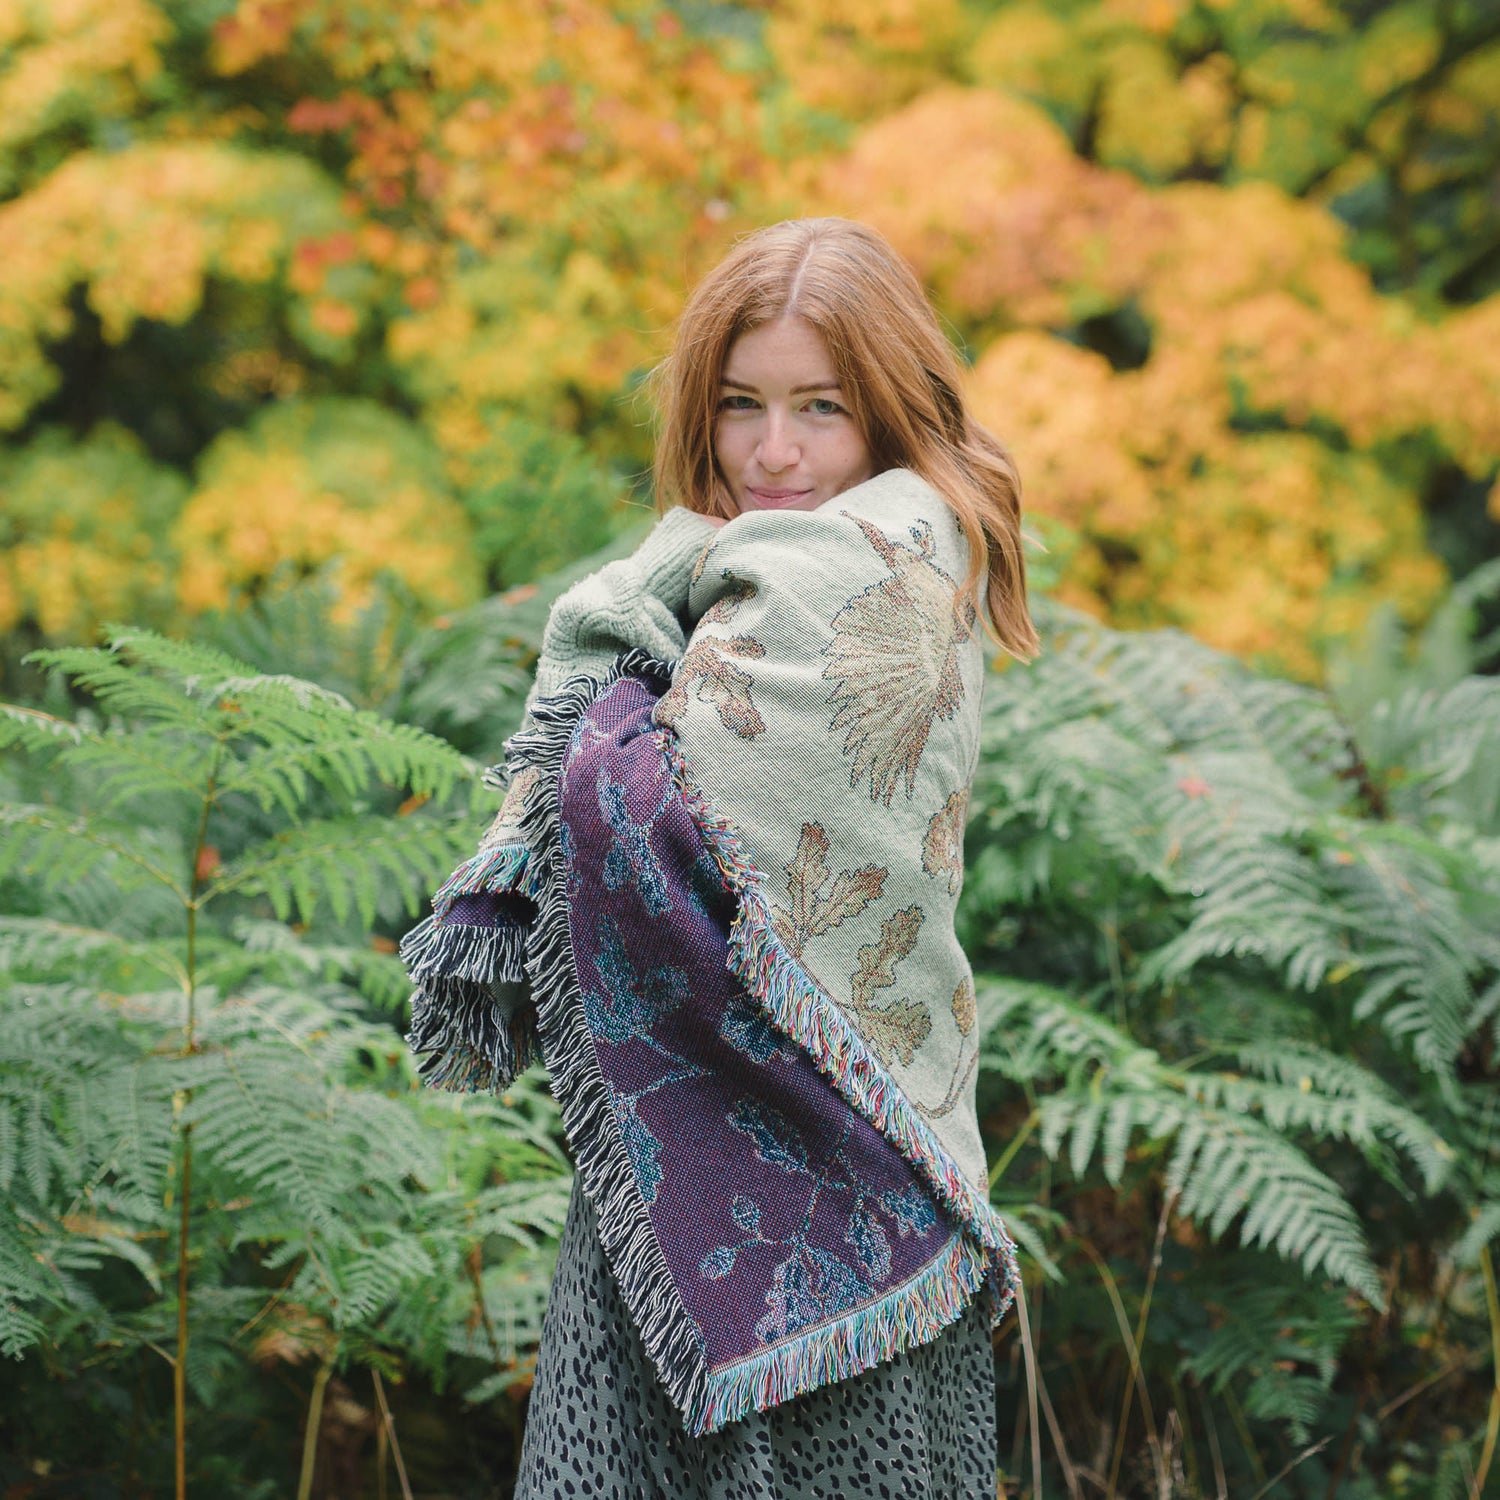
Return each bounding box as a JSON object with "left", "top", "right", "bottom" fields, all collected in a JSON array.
[{"left": 514, "top": 1181, "right": 999, "bottom": 1500}]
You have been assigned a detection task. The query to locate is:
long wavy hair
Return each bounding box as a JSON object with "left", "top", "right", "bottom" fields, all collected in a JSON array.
[{"left": 651, "top": 217, "right": 1039, "bottom": 660}]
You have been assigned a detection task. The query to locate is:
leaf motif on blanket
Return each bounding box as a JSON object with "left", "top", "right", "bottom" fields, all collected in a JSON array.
[
  {"left": 728, "top": 1097, "right": 810, "bottom": 1174},
  {"left": 700, "top": 574, "right": 757, "bottom": 624},
  {"left": 618, "top": 1096, "right": 667, "bottom": 1205},
  {"left": 921, "top": 788, "right": 969, "bottom": 895},
  {"left": 844, "top": 1204, "right": 893, "bottom": 1280},
  {"left": 914, "top": 977, "right": 981, "bottom": 1121},
  {"left": 756, "top": 1246, "right": 872, "bottom": 1343},
  {"left": 880, "top": 1185, "right": 940, "bottom": 1238},
  {"left": 769, "top": 822, "right": 887, "bottom": 959},
  {"left": 597, "top": 761, "right": 672, "bottom": 916},
  {"left": 822, "top": 515, "right": 975, "bottom": 805},
  {"left": 719, "top": 1002, "right": 790, "bottom": 1064},
  {"left": 951, "top": 974, "right": 977, "bottom": 1037},
  {"left": 849, "top": 904, "right": 933, "bottom": 1069},
  {"left": 581, "top": 914, "right": 690, "bottom": 1044},
  {"left": 653, "top": 633, "right": 767, "bottom": 738}
]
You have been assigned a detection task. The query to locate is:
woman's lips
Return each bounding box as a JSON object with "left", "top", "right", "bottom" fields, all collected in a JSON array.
[{"left": 746, "top": 487, "right": 813, "bottom": 507}]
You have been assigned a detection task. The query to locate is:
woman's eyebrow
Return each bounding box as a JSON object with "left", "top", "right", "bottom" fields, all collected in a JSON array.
[{"left": 720, "top": 377, "right": 842, "bottom": 393}]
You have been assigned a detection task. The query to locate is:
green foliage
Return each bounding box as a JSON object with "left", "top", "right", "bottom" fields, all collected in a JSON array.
[
  {"left": 392, "top": 524, "right": 643, "bottom": 755},
  {"left": 1, "top": 576, "right": 1497, "bottom": 1494},
  {"left": 0, "top": 628, "right": 567, "bottom": 1493},
  {"left": 447, "top": 410, "right": 642, "bottom": 592},
  {"left": 968, "top": 598, "right": 1500, "bottom": 1494}
]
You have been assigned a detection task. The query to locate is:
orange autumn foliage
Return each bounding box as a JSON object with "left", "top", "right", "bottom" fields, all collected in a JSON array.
[
  {"left": 0, "top": 0, "right": 1495, "bottom": 681},
  {"left": 174, "top": 399, "right": 481, "bottom": 619},
  {"left": 812, "top": 86, "right": 1487, "bottom": 673}
]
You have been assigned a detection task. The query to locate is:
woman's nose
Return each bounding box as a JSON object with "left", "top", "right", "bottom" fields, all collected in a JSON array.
[{"left": 757, "top": 412, "right": 799, "bottom": 472}]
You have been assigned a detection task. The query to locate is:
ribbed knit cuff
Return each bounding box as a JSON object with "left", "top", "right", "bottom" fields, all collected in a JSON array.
[{"left": 632, "top": 507, "right": 719, "bottom": 615}]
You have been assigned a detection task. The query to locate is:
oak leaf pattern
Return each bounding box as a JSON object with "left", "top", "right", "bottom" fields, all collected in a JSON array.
[
  {"left": 951, "top": 974, "right": 976, "bottom": 1037},
  {"left": 921, "top": 788, "right": 969, "bottom": 895},
  {"left": 849, "top": 904, "right": 932, "bottom": 1069},
  {"left": 822, "top": 516, "right": 975, "bottom": 805},
  {"left": 653, "top": 634, "right": 766, "bottom": 738},
  {"left": 769, "top": 822, "right": 887, "bottom": 959},
  {"left": 654, "top": 573, "right": 766, "bottom": 738},
  {"left": 700, "top": 574, "right": 757, "bottom": 625}
]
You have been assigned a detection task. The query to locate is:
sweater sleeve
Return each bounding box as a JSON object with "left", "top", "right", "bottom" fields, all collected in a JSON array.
[{"left": 529, "top": 506, "right": 719, "bottom": 700}]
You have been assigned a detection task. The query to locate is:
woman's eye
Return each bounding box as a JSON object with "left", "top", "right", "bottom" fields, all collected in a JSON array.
[
  {"left": 719, "top": 394, "right": 757, "bottom": 411},
  {"left": 808, "top": 398, "right": 844, "bottom": 416}
]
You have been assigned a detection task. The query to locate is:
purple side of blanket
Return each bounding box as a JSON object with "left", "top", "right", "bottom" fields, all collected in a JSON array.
[{"left": 559, "top": 675, "right": 955, "bottom": 1371}]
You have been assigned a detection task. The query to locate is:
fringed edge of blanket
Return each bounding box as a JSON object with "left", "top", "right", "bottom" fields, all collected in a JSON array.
[
  {"left": 402, "top": 814, "right": 545, "bottom": 1092},
  {"left": 431, "top": 839, "right": 547, "bottom": 918},
  {"left": 502, "top": 651, "right": 719, "bottom": 1427},
  {"left": 406, "top": 977, "right": 543, "bottom": 1092},
  {"left": 657, "top": 721, "right": 1023, "bottom": 1331},
  {"left": 693, "top": 1230, "right": 990, "bottom": 1435}
]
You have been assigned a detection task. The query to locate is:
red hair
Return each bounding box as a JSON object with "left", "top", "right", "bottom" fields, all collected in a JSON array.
[{"left": 650, "top": 217, "right": 1038, "bottom": 660}]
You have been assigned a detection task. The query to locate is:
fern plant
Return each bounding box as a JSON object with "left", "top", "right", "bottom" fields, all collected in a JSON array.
[
  {"left": 968, "top": 599, "right": 1500, "bottom": 1497},
  {"left": 0, "top": 629, "right": 569, "bottom": 1496}
]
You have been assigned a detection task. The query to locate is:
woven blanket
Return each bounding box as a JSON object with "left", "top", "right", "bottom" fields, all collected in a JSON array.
[{"left": 403, "top": 469, "right": 1020, "bottom": 1432}]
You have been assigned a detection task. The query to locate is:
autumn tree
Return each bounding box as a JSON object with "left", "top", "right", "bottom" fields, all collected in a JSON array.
[
  {"left": 780, "top": 0, "right": 1500, "bottom": 674},
  {"left": 0, "top": 0, "right": 774, "bottom": 659}
]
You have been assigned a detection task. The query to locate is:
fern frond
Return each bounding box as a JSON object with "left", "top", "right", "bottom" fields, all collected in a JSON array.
[
  {"left": 207, "top": 814, "right": 472, "bottom": 926},
  {"left": 1230, "top": 1042, "right": 1455, "bottom": 1191},
  {"left": 212, "top": 721, "right": 473, "bottom": 818},
  {"left": 0, "top": 804, "right": 188, "bottom": 900},
  {"left": 326, "top": 1234, "right": 437, "bottom": 1329},
  {"left": 984, "top": 981, "right": 1388, "bottom": 1301},
  {"left": 1331, "top": 821, "right": 1486, "bottom": 1070},
  {"left": 31, "top": 632, "right": 474, "bottom": 808},
  {"left": 0, "top": 916, "right": 181, "bottom": 987},
  {"left": 0, "top": 702, "right": 85, "bottom": 757},
  {"left": 205, "top": 920, "right": 412, "bottom": 1012},
  {"left": 25, "top": 645, "right": 228, "bottom": 734},
  {"left": 1453, "top": 1201, "right": 1500, "bottom": 1265},
  {"left": 50, "top": 728, "right": 213, "bottom": 812},
  {"left": 460, "top": 1178, "right": 573, "bottom": 1249}
]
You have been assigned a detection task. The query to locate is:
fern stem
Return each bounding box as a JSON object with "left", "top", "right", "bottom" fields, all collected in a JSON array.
[
  {"left": 1022, "top": 1279, "right": 1083, "bottom": 1500},
  {"left": 989, "top": 1108, "right": 1040, "bottom": 1189},
  {"left": 1195, "top": 1376, "right": 1228, "bottom": 1500},
  {"left": 1245, "top": 1435, "right": 1333, "bottom": 1500},
  {"left": 1132, "top": 1193, "right": 1176, "bottom": 1498},
  {"left": 466, "top": 1242, "right": 506, "bottom": 1371},
  {"left": 171, "top": 735, "right": 223, "bottom": 1500},
  {"left": 174, "top": 1124, "right": 192, "bottom": 1500},
  {"left": 1167, "top": 1372, "right": 1201, "bottom": 1495},
  {"left": 1223, "top": 1387, "right": 1266, "bottom": 1487},
  {"left": 185, "top": 736, "right": 227, "bottom": 1045},
  {"left": 1013, "top": 1285, "right": 1045, "bottom": 1500},
  {"left": 297, "top": 1358, "right": 333, "bottom": 1500},
  {"left": 1473, "top": 1244, "right": 1500, "bottom": 1500},
  {"left": 1079, "top": 1236, "right": 1165, "bottom": 1500},
  {"left": 372, "top": 1369, "right": 414, "bottom": 1500}
]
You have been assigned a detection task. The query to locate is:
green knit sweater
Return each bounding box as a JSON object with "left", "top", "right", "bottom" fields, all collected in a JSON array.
[{"left": 529, "top": 506, "right": 721, "bottom": 702}]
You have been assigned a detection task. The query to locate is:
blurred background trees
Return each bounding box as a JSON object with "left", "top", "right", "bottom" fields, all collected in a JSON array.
[
  {"left": 3, "top": 0, "right": 1497, "bottom": 678},
  {"left": 1, "top": 1, "right": 1497, "bottom": 1495}
]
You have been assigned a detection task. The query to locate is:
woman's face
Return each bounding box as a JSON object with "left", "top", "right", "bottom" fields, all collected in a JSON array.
[{"left": 713, "top": 316, "right": 875, "bottom": 515}]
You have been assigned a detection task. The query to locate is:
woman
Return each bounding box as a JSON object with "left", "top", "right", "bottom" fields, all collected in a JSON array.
[{"left": 403, "top": 218, "right": 1038, "bottom": 1498}]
